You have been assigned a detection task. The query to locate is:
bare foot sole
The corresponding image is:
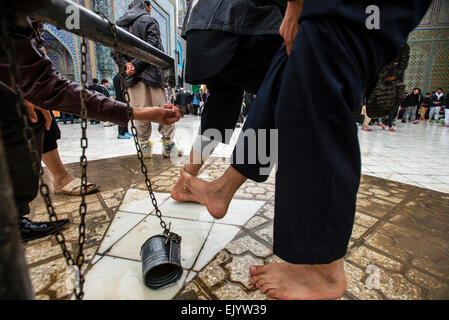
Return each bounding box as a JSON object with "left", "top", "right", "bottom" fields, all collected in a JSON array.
[
  {"left": 180, "top": 168, "right": 230, "bottom": 219},
  {"left": 250, "top": 260, "right": 347, "bottom": 300}
]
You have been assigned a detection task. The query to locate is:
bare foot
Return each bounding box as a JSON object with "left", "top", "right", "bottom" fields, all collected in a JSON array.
[
  {"left": 180, "top": 168, "right": 231, "bottom": 219},
  {"left": 171, "top": 174, "right": 194, "bottom": 202},
  {"left": 250, "top": 259, "right": 347, "bottom": 300}
]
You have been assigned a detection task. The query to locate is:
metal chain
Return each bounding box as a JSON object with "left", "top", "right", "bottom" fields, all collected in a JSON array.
[
  {"left": 95, "top": 8, "right": 180, "bottom": 243},
  {"left": 0, "top": 15, "right": 87, "bottom": 299},
  {"left": 74, "top": 35, "right": 89, "bottom": 300}
]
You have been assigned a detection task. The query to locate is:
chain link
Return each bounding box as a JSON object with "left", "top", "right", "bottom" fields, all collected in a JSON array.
[
  {"left": 0, "top": 14, "right": 87, "bottom": 299},
  {"left": 95, "top": 8, "right": 181, "bottom": 243}
]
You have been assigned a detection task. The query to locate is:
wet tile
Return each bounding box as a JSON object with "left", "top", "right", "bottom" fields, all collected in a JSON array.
[
  {"left": 107, "top": 216, "right": 212, "bottom": 269},
  {"left": 344, "top": 262, "right": 383, "bottom": 300},
  {"left": 214, "top": 199, "right": 265, "bottom": 226},
  {"left": 119, "top": 189, "right": 170, "bottom": 214},
  {"left": 98, "top": 211, "right": 145, "bottom": 254},
  {"left": 83, "top": 256, "right": 187, "bottom": 300},
  {"left": 379, "top": 270, "right": 425, "bottom": 300},
  {"left": 157, "top": 198, "right": 215, "bottom": 222},
  {"left": 348, "top": 246, "right": 402, "bottom": 272},
  {"left": 193, "top": 224, "right": 240, "bottom": 272}
]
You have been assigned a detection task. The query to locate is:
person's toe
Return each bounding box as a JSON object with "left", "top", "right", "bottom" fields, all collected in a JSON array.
[
  {"left": 250, "top": 265, "right": 265, "bottom": 276},
  {"left": 260, "top": 283, "right": 275, "bottom": 294},
  {"left": 266, "top": 289, "right": 281, "bottom": 299}
]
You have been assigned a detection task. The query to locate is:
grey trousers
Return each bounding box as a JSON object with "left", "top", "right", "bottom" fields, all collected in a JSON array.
[
  {"left": 403, "top": 106, "right": 417, "bottom": 121},
  {"left": 128, "top": 81, "right": 175, "bottom": 142}
]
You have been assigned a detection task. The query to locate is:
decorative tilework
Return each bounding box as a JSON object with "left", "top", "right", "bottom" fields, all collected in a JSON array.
[
  {"left": 404, "top": 44, "right": 431, "bottom": 93},
  {"left": 430, "top": 46, "right": 449, "bottom": 92}
]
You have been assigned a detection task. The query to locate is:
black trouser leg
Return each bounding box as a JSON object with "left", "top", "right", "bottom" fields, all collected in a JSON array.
[
  {"left": 1, "top": 112, "right": 44, "bottom": 217},
  {"left": 231, "top": 18, "right": 397, "bottom": 264}
]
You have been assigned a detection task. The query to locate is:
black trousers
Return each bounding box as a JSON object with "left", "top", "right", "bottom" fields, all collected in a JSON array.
[
  {"left": 1, "top": 91, "right": 44, "bottom": 217},
  {"left": 231, "top": 18, "right": 399, "bottom": 264},
  {"left": 187, "top": 32, "right": 282, "bottom": 144}
]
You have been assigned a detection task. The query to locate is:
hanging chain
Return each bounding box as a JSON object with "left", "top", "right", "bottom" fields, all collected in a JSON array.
[
  {"left": 0, "top": 14, "right": 87, "bottom": 299},
  {"left": 95, "top": 7, "right": 180, "bottom": 243},
  {"left": 74, "top": 35, "right": 89, "bottom": 300}
]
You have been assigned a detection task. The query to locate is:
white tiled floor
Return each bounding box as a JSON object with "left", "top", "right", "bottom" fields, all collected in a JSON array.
[
  {"left": 84, "top": 189, "right": 264, "bottom": 300},
  {"left": 58, "top": 118, "right": 449, "bottom": 194}
]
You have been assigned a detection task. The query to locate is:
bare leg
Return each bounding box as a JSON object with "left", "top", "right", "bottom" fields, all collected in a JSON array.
[
  {"left": 180, "top": 166, "right": 247, "bottom": 219},
  {"left": 42, "top": 148, "right": 75, "bottom": 191},
  {"left": 250, "top": 258, "right": 347, "bottom": 300}
]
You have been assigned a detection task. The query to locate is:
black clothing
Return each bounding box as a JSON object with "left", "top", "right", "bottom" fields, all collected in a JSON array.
[
  {"left": 113, "top": 73, "right": 129, "bottom": 135},
  {"left": 402, "top": 93, "right": 420, "bottom": 107},
  {"left": 0, "top": 86, "right": 44, "bottom": 217},
  {"left": 431, "top": 93, "right": 444, "bottom": 107},
  {"left": 182, "top": 0, "right": 286, "bottom": 38},
  {"left": 43, "top": 116, "right": 61, "bottom": 154},
  {"left": 175, "top": 92, "right": 190, "bottom": 106},
  {"left": 87, "top": 83, "right": 109, "bottom": 97},
  {"left": 230, "top": 1, "right": 430, "bottom": 263},
  {"left": 197, "top": 33, "right": 283, "bottom": 143},
  {"left": 115, "top": 0, "right": 164, "bottom": 88},
  {"left": 300, "top": 0, "right": 431, "bottom": 48}
]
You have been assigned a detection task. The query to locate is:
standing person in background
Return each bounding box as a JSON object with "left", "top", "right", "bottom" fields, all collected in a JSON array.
[
  {"left": 100, "top": 79, "right": 111, "bottom": 97},
  {"left": 191, "top": 92, "right": 201, "bottom": 116},
  {"left": 114, "top": 0, "right": 182, "bottom": 159},
  {"left": 101, "top": 79, "right": 114, "bottom": 127},
  {"left": 420, "top": 92, "right": 431, "bottom": 121},
  {"left": 402, "top": 88, "right": 421, "bottom": 124},
  {"left": 113, "top": 73, "right": 132, "bottom": 139},
  {"left": 176, "top": 88, "right": 189, "bottom": 116},
  {"left": 429, "top": 88, "right": 444, "bottom": 123},
  {"left": 171, "top": 0, "right": 285, "bottom": 202},
  {"left": 443, "top": 92, "right": 449, "bottom": 128},
  {"left": 88, "top": 78, "right": 103, "bottom": 124}
]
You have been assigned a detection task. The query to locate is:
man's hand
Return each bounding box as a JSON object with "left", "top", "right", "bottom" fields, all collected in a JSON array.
[
  {"left": 126, "top": 62, "right": 136, "bottom": 76},
  {"left": 25, "top": 100, "right": 52, "bottom": 130},
  {"left": 133, "top": 104, "right": 181, "bottom": 125},
  {"left": 280, "top": 0, "right": 304, "bottom": 55}
]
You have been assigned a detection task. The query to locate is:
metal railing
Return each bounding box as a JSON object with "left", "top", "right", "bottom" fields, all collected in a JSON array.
[{"left": 28, "top": 0, "right": 176, "bottom": 85}]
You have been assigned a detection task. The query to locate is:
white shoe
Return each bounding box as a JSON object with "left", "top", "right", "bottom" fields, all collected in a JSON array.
[
  {"left": 162, "top": 140, "right": 183, "bottom": 158},
  {"left": 139, "top": 140, "right": 153, "bottom": 159}
]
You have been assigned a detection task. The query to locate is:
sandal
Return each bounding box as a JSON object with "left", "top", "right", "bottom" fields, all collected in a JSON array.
[{"left": 55, "top": 177, "right": 100, "bottom": 196}]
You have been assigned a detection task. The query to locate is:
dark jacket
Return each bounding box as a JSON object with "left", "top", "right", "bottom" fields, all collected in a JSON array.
[
  {"left": 88, "top": 83, "right": 110, "bottom": 97},
  {"left": 112, "top": 73, "right": 125, "bottom": 103},
  {"left": 115, "top": 0, "right": 164, "bottom": 88},
  {"left": 431, "top": 93, "right": 444, "bottom": 108},
  {"left": 0, "top": 22, "right": 129, "bottom": 126},
  {"left": 182, "top": 0, "right": 286, "bottom": 38},
  {"left": 176, "top": 92, "right": 189, "bottom": 106},
  {"left": 402, "top": 93, "right": 420, "bottom": 108}
]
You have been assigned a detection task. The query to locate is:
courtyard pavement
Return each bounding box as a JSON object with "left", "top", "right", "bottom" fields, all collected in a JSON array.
[{"left": 24, "top": 118, "right": 449, "bottom": 300}]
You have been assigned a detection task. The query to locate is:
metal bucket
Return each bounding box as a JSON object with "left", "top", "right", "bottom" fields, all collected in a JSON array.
[{"left": 140, "top": 234, "right": 183, "bottom": 290}]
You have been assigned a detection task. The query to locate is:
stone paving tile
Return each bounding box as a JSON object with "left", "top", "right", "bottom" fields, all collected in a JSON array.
[
  {"left": 254, "top": 224, "right": 273, "bottom": 245},
  {"left": 197, "top": 252, "right": 230, "bottom": 288},
  {"left": 213, "top": 283, "right": 251, "bottom": 300},
  {"left": 23, "top": 154, "right": 449, "bottom": 300},
  {"left": 224, "top": 254, "right": 264, "bottom": 289},
  {"left": 225, "top": 236, "right": 273, "bottom": 258}
]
